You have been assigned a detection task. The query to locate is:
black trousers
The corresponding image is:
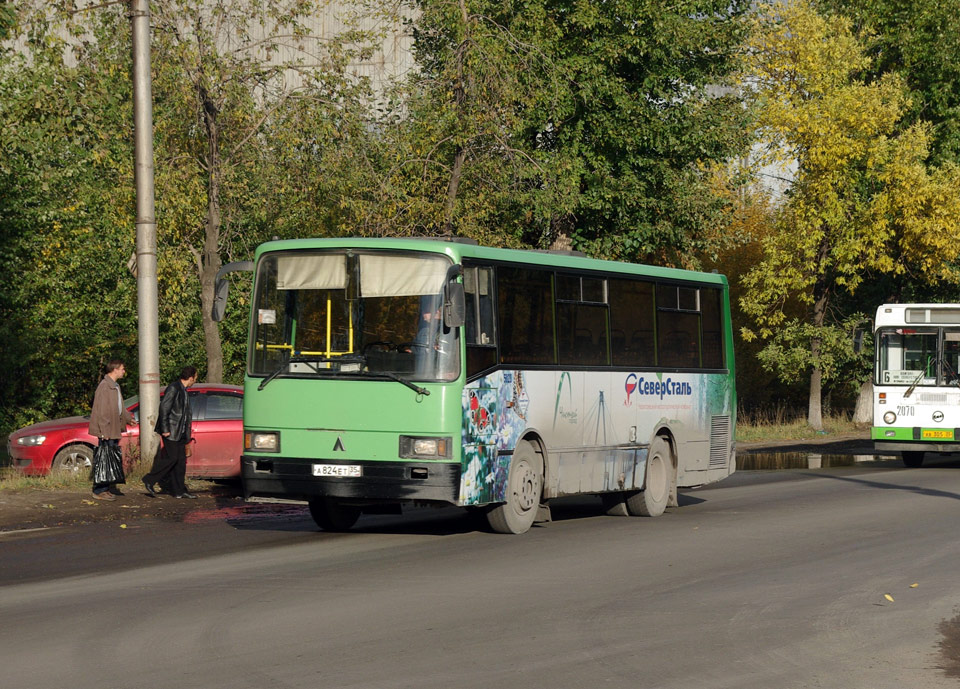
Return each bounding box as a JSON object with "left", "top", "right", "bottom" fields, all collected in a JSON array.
[{"left": 144, "top": 438, "right": 187, "bottom": 496}]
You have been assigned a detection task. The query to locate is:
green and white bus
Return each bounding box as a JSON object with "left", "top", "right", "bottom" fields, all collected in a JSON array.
[
  {"left": 872, "top": 303, "right": 960, "bottom": 467},
  {"left": 214, "top": 238, "right": 737, "bottom": 533}
]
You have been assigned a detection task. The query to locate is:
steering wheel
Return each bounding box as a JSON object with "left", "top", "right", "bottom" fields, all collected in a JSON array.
[
  {"left": 396, "top": 342, "right": 430, "bottom": 353},
  {"left": 363, "top": 341, "right": 394, "bottom": 353}
]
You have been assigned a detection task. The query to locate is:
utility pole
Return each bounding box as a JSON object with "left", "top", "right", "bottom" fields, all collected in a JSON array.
[{"left": 130, "top": 0, "right": 160, "bottom": 466}]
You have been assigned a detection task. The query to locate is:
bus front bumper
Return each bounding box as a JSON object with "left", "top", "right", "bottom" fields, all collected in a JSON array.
[{"left": 241, "top": 456, "right": 461, "bottom": 504}]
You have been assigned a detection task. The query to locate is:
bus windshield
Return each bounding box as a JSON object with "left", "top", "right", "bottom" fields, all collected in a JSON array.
[
  {"left": 877, "top": 328, "right": 960, "bottom": 386},
  {"left": 250, "top": 251, "right": 459, "bottom": 382}
]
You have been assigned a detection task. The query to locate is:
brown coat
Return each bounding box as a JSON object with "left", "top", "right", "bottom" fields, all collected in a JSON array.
[{"left": 88, "top": 375, "right": 134, "bottom": 439}]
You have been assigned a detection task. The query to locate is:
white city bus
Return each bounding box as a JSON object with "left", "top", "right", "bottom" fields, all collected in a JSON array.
[{"left": 872, "top": 303, "right": 960, "bottom": 467}]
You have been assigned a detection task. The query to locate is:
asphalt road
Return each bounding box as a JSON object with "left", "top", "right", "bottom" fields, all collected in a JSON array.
[{"left": 2, "top": 458, "right": 960, "bottom": 689}]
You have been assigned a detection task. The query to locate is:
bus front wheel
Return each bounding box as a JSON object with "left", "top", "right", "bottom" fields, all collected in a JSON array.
[
  {"left": 308, "top": 497, "right": 361, "bottom": 532},
  {"left": 487, "top": 440, "right": 543, "bottom": 535},
  {"left": 627, "top": 437, "right": 673, "bottom": 517},
  {"left": 902, "top": 451, "right": 925, "bottom": 468}
]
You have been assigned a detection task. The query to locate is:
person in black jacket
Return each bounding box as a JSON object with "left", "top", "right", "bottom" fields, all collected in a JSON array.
[{"left": 143, "top": 366, "right": 198, "bottom": 499}]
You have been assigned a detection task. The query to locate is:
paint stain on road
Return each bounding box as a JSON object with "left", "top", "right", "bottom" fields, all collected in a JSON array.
[
  {"left": 938, "top": 611, "right": 960, "bottom": 678},
  {"left": 182, "top": 503, "right": 309, "bottom": 525}
]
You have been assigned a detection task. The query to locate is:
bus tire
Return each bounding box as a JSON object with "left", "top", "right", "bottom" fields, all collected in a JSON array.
[
  {"left": 902, "top": 451, "right": 925, "bottom": 468},
  {"left": 627, "top": 437, "right": 672, "bottom": 517},
  {"left": 308, "top": 497, "right": 361, "bottom": 532},
  {"left": 487, "top": 440, "right": 543, "bottom": 534},
  {"left": 601, "top": 492, "right": 634, "bottom": 516}
]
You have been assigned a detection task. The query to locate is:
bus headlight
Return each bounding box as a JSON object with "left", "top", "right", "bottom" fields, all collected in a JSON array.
[
  {"left": 883, "top": 412, "right": 897, "bottom": 424},
  {"left": 400, "top": 436, "right": 452, "bottom": 459},
  {"left": 245, "top": 431, "right": 280, "bottom": 452}
]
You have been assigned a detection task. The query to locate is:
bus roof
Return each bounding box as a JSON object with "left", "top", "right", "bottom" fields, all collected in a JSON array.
[
  {"left": 875, "top": 303, "right": 960, "bottom": 329},
  {"left": 253, "top": 237, "right": 728, "bottom": 286}
]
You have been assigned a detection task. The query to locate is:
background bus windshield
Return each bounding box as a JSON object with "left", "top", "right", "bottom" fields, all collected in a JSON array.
[
  {"left": 877, "top": 329, "right": 960, "bottom": 386},
  {"left": 250, "top": 251, "right": 459, "bottom": 382}
]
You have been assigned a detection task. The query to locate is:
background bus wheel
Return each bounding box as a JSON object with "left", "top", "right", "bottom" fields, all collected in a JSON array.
[
  {"left": 487, "top": 440, "right": 543, "bottom": 534},
  {"left": 627, "top": 437, "right": 673, "bottom": 517},
  {"left": 308, "top": 498, "right": 361, "bottom": 532},
  {"left": 902, "top": 451, "right": 925, "bottom": 468},
  {"left": 601, "top": 492, "right": 635, "bottom": 516},
  {"left": 51, "top": 444, "right": 94, "bottom": 474}
]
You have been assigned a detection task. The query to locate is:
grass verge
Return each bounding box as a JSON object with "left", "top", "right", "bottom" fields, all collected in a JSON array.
[
  {"left": 0, "top": 464, "right": 207, "bottom": 493},
  {"left": 736, "top": 407, "right": 863, "bottom": 443}
]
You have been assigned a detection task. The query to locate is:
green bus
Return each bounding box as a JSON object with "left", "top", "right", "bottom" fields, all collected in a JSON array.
[{"left": 214, "top": 238, "right": 736, "bottom": 534}]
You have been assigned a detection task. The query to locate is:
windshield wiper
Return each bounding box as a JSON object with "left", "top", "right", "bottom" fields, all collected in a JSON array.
[
  {"left": 257, "top": 355, "right": 365, "bottom": 391},
  {"left": 361, "top": 370, "right": 430, "bottom": 396},
  {"left": 903, "top": 368, "right": 925, "bottom": 398}
]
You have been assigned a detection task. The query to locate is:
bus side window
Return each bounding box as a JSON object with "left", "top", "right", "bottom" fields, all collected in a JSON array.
[
  {"left": 497, "top": 267, "right": 556, "bottom": 365},
  {"left": 464, "top": 265, "right": 497, "bottom": 376},
  {"left": 609, "top": 278, "right": 655, "bottom": 367}
]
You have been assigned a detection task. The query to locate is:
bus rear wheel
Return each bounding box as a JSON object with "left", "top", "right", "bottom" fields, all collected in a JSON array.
[
  {"left": 308, "top": 497, "right": 361, "bottom": 532},
  {"left": 902, "top": 451, "right": 925, "bottom": 468},
  {"left": 626, "top": 437, "right": 673, "bottom": 517},
  {"left": 487, "top": 440, "right": 543, "bottom": 534}
]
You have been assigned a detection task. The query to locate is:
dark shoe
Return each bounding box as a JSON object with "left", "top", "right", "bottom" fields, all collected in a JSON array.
[
  {"left": 175, "top": 492, "right": 198, "bottom": 499},
  {"left": 142, "top": 479, "right": 156, "bottom": 497},
  {"left": 92, "top": 491, "right": 116, "bottom": 501},
  {"left": 108, "top": 487, "right": 124, "bottom": 496}
]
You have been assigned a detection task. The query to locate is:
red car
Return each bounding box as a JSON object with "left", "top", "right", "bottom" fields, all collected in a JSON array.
[{"left": 6, "top": 384, "right": 243, "bottom": 478}]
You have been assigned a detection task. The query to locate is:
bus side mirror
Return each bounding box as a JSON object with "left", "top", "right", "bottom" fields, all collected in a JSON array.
[
  {"left": 444, "top": 282, "right": 465, "bottom": 328},
  {"left": 443, "top": 264, "right": 465, "bottom": 328},
  {"left": 212, "top": 261, "right": 254, "bottom": 322},
  {"left": 212, "top": 279, "right": 229, "bottom": 322}
]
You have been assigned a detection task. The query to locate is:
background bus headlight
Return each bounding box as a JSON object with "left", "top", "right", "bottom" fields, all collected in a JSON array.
[
  {"left": 883, "top": 412, "right": 897, "bottom": 424},
  {"left": 245, "top": 431, "right": 280, "bottom": 452},
  {"left": 400, "top": 436, "right": 452, "bottom": 459}
]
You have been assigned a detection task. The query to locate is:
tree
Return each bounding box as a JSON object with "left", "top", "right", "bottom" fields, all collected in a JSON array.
[
  {"left": 820, "top": 0, "right": 960, "bottom": 167},
  {"left": 0, "top": 6, "right": 140, "bottom": 432},
  {"left": 359, "top": 0, "right": 753, "bottom": 262},
  {"left": 739, "top": 0, "right": 960, "bottom": 429},
  {"left": 148, "top": 0, "right": 392, "bottom": 382}
]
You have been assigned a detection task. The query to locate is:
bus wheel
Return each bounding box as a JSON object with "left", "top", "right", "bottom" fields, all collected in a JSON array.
[
  {"left": 627, "top": 437, "right": 673, "bottom": 517},
  {"left": 308, "top": 497, "right": 361, "bottom": 532},
  {"left": 601, "top": 492, "right": 635, "bottom": 516},
  {"left": 487, "top": 440, "right": 543, "bottom": 534},
  {"left": 902, "top": 451, "right": 925, "bottom": 468}
]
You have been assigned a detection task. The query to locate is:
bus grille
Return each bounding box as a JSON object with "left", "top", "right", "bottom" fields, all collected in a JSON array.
[{"left": 709, "top": 415, "right": 731, "bottom": 469}]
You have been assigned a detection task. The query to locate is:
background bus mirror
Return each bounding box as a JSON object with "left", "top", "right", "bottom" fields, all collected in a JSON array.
[
  {"left": 444, "top": 282, "right": 466, "bottom": 328},
  {"left": 853, "top": 329, "right": 864, "bottom": 354}
]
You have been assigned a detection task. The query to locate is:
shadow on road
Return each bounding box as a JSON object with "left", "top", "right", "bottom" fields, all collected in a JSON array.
[{"left": 800, "top": 471, "right": 960, "bottom": 502}]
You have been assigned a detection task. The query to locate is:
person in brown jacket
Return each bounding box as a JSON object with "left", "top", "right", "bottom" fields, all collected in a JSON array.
[{"left": 88, "top": 358, "right": 134, "bottom": 500}]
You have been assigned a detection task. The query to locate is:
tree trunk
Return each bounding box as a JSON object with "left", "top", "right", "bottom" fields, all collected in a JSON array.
[
  {"left": 808, "top": 350, "right": 824, "bottom": 431},
  {"left": 807, "top": 239, "right": 830, "bottom": 431},
  {"left": 199, "top": 85, "right": 223, "bottom": 382},
  {"left": 440, "top": 0, "right": 471, "bottom": 236},
  {"left": 442, "top": 146, "right": 466, "bottom": 235},
  {"left": 853, "top": 379, "right": 873, "bottom": 424}
]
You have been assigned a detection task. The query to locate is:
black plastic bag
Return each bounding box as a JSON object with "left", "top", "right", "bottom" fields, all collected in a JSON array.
[{"left": 92, "top": 442, "right": 125, "bottom": 485}]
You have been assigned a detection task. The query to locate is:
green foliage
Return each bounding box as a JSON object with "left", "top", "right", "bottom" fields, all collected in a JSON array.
[
  {"left": 357, "top": 0, "right": 753, "bottom": 264},
  {"left": 820, "top": 0, "right": 960, "bottom": 167}
]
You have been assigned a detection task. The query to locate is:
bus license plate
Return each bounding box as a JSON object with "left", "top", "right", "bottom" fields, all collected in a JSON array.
[
  {"left": 922, "top": 430, "right": 953, "bottom": 440},
  {"left": 313, "top": 464, "right": 362, "bottom": 477}
]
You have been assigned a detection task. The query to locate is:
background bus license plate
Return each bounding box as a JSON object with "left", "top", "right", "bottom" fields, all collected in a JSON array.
[
  {"left": 313, "top": 464, "right": 362, "bottom": 477},
  {"left": 922, "top": 430, "right": 953, "bottom": 439}
]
